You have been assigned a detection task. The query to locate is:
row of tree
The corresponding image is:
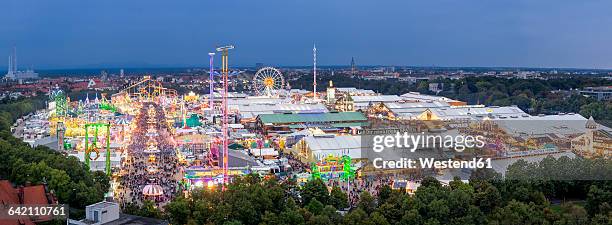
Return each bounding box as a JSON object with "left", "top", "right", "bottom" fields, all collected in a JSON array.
[{"left": 122, "top": 155, "right": 612, "bottom": 225}]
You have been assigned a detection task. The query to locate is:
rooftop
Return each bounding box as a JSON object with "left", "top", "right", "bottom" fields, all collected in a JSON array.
[
  {"left": 258, "top": 112, "right": 367, "bottom": 124},
  {"left": 351, "top": 95, "right": 402, "bottom": 103},
  {"left": 303, "top": 135, "right": 363, "bottom": 151},
  {"left": 400, "top": 92, "right": 463, "bottom": 103}
]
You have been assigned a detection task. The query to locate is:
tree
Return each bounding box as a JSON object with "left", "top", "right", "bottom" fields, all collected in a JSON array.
[
  {"left": 305, "top": 198, "right": 324, "bottom": 215},
  {"left": 0, "top": 98, "right": 109, "bottom": 217},
  {"left": 489, "top": 200, "right": 547, "bottom": 225},
  {"left": 586, "top": 185, "right": 612, "bottom": 216},
  {"left": 580, "top": 102, "right": 612, "bottom": 127},
  {"left": 358, "top": 191, "right": 377, "bottom": 215},
  {"left": 473, "top": 182, "right": 502, "bottom": 214},
  {"left": 223, "top": 220, "right": 243, "bottom": 225},
  {"left": 469, "top": 168, "right": 501, "bottom": 182},
  {"left": 260, "top": 211, "right": 282, "bottom": 225},
  {"left": 421, "top": 177, "right": 441, "bottom": 188},
  {"left": 306, "top": 215, "right": 332, "bottom": 225},
  {"left": 329, "top": 186, "right": 348, "bottom": 209},
  {"left": 91, "top": 171, "right": 111, "bottom": 192},
  {"left": 165, "top": 197, "right": 191, "bottom": 225},
  {"left": 554, "top": 204, "right": 589, "bottom": 225},
  {"left": 343, "top": 208, "right": 369, "bottom": 225},
  {"left": 590, "top": 213, "right": 612, "bottom": 225},
  {"left": 368, "top": 211, "right": 391, "bottom": 225},
  {"left": 279, "top": 209, "right": 305, "bottom": 225},
  {"left": 376, "top": 192, "right": 405, "bottom": 224},
  {"left": 399, "top": 209, "right": 422, "bottom": 225},
  {"left": 301, "top": 178, "right": 329, "bottom": 206},
  {"left": 321, "top": 205, "right": 341, "bottom": 224},
  {"left": 377, "top": 185, "right": 392, "bottom": 204},
  {"left": 139, "top": 200, "right": 162, "bottom": 219}
]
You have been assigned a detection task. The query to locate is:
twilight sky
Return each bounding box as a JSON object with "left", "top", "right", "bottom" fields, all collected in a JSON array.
[{"left": 2, "top": 0, "right": 612, "bottom": 69}]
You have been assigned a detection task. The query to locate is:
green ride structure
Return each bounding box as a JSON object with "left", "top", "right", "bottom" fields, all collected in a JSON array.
[
  {"left": 99, "top": 98, "right": 117, "bottom": 112},
  {"left": 49, "top": 88, "right": 68, "bottom": 117},
  {"left": 310, "top": 155, "right": 355, "bottom": 181},
  {"left": 84, "top": 123, "right": 112, "bottom": 175}
]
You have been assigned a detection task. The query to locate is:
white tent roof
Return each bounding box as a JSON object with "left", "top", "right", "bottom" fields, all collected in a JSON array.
[
  {"left": 233, "top": 103, "right": 328, "bottom": 119},
  {"left": 352, "top": 95, "right": 402, "bottom": 103},
  {"left": 302, "top": 135, "right": 365, "bottom": 159}
]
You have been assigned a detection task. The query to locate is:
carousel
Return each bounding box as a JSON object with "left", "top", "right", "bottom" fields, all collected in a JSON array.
[{"left": 142, "top": 183, "right": 164, "bottom": 201}]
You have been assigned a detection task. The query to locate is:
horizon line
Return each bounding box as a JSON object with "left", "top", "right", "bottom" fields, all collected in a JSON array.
[{"left": 7, "top": 64, "right": 612, "bottom": 72}]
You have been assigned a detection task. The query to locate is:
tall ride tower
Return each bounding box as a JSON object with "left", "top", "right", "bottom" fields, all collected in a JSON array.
[
  {"left": 313, "top": 44, "right": 317, "bottom": 100},
  {"left": 216, "top": 45, "right": 234, "bottom": 190},
  {"left": 208, "top": 52, "right": 215, "bottom": 110}
]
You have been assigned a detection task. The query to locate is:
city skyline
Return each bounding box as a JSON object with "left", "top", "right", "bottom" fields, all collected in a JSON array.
[
  {"left": 2, "top": 0, "right": 612, "bottom": 69},
  {"left": 1, "top": 1, "right": 610, "bottom": 224}
]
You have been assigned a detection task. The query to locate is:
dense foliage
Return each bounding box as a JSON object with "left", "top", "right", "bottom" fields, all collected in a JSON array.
[
  {"left": 0, "top": 97, "right": 109, "bottom": 220},
  {"left": 115, "top": 156, "right": 612, "bottom": 225}
]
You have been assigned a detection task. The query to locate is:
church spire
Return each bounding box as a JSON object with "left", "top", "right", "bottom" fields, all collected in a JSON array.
[{"left": 586, "top": 116, "right": 598, "bottom": 130}]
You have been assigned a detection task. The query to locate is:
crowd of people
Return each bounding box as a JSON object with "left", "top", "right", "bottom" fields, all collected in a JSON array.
[
  {"left": 327, "top": 175, "right": 393, "bottom": 206},
  {"left": 283, "top": 153, "right": 395, "bottom": 207},
  {"left": 112, "top": 101, "right": 400, "bottom": 210},
  {"left": 117, "top": 103, "right": 180, "bottom": 208}
]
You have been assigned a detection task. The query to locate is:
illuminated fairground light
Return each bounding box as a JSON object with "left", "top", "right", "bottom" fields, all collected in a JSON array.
[{"left": 310, "top": 155, "right": 356, "bottom": 181}]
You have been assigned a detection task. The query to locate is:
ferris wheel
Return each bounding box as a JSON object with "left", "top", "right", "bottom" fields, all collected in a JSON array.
[{"left": 253, "top": 67, "right": 285, "bottom": 96}]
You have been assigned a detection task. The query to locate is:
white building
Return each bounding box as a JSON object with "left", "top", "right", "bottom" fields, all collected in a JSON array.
[
  {"left": 291, "top": 135, "right": 366, "bottom": 162},
  {"left": 68, "top": 201, "right": 168, "bottom": 225},
  {"left": 69, "top": 201, "right": 120, "bottom": 225}
]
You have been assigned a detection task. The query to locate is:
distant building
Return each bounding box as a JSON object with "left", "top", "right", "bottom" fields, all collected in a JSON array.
[
  {"left": 428, "top": 83, "right": 444, "bottom": 93},
  {"left": 334, "top": 93, "right": 355, "bottom": 112},
  {"left": 571, "top": 117, "right": 612, "bottom": 159},
  {"left": 100, "top": 70, "right": 108, "bottom": 81},
  {"left": 326, "top": 80, "right": 336, "bottom": 104},
  {"left": 580, "top": 86, "right": 612, "bottom": 101},
  {"left": 514, "top": 71, "right": 541, "bottom": 79},
  {"left": 4, "top": 48, "right": 38, "bottom": 80}
]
